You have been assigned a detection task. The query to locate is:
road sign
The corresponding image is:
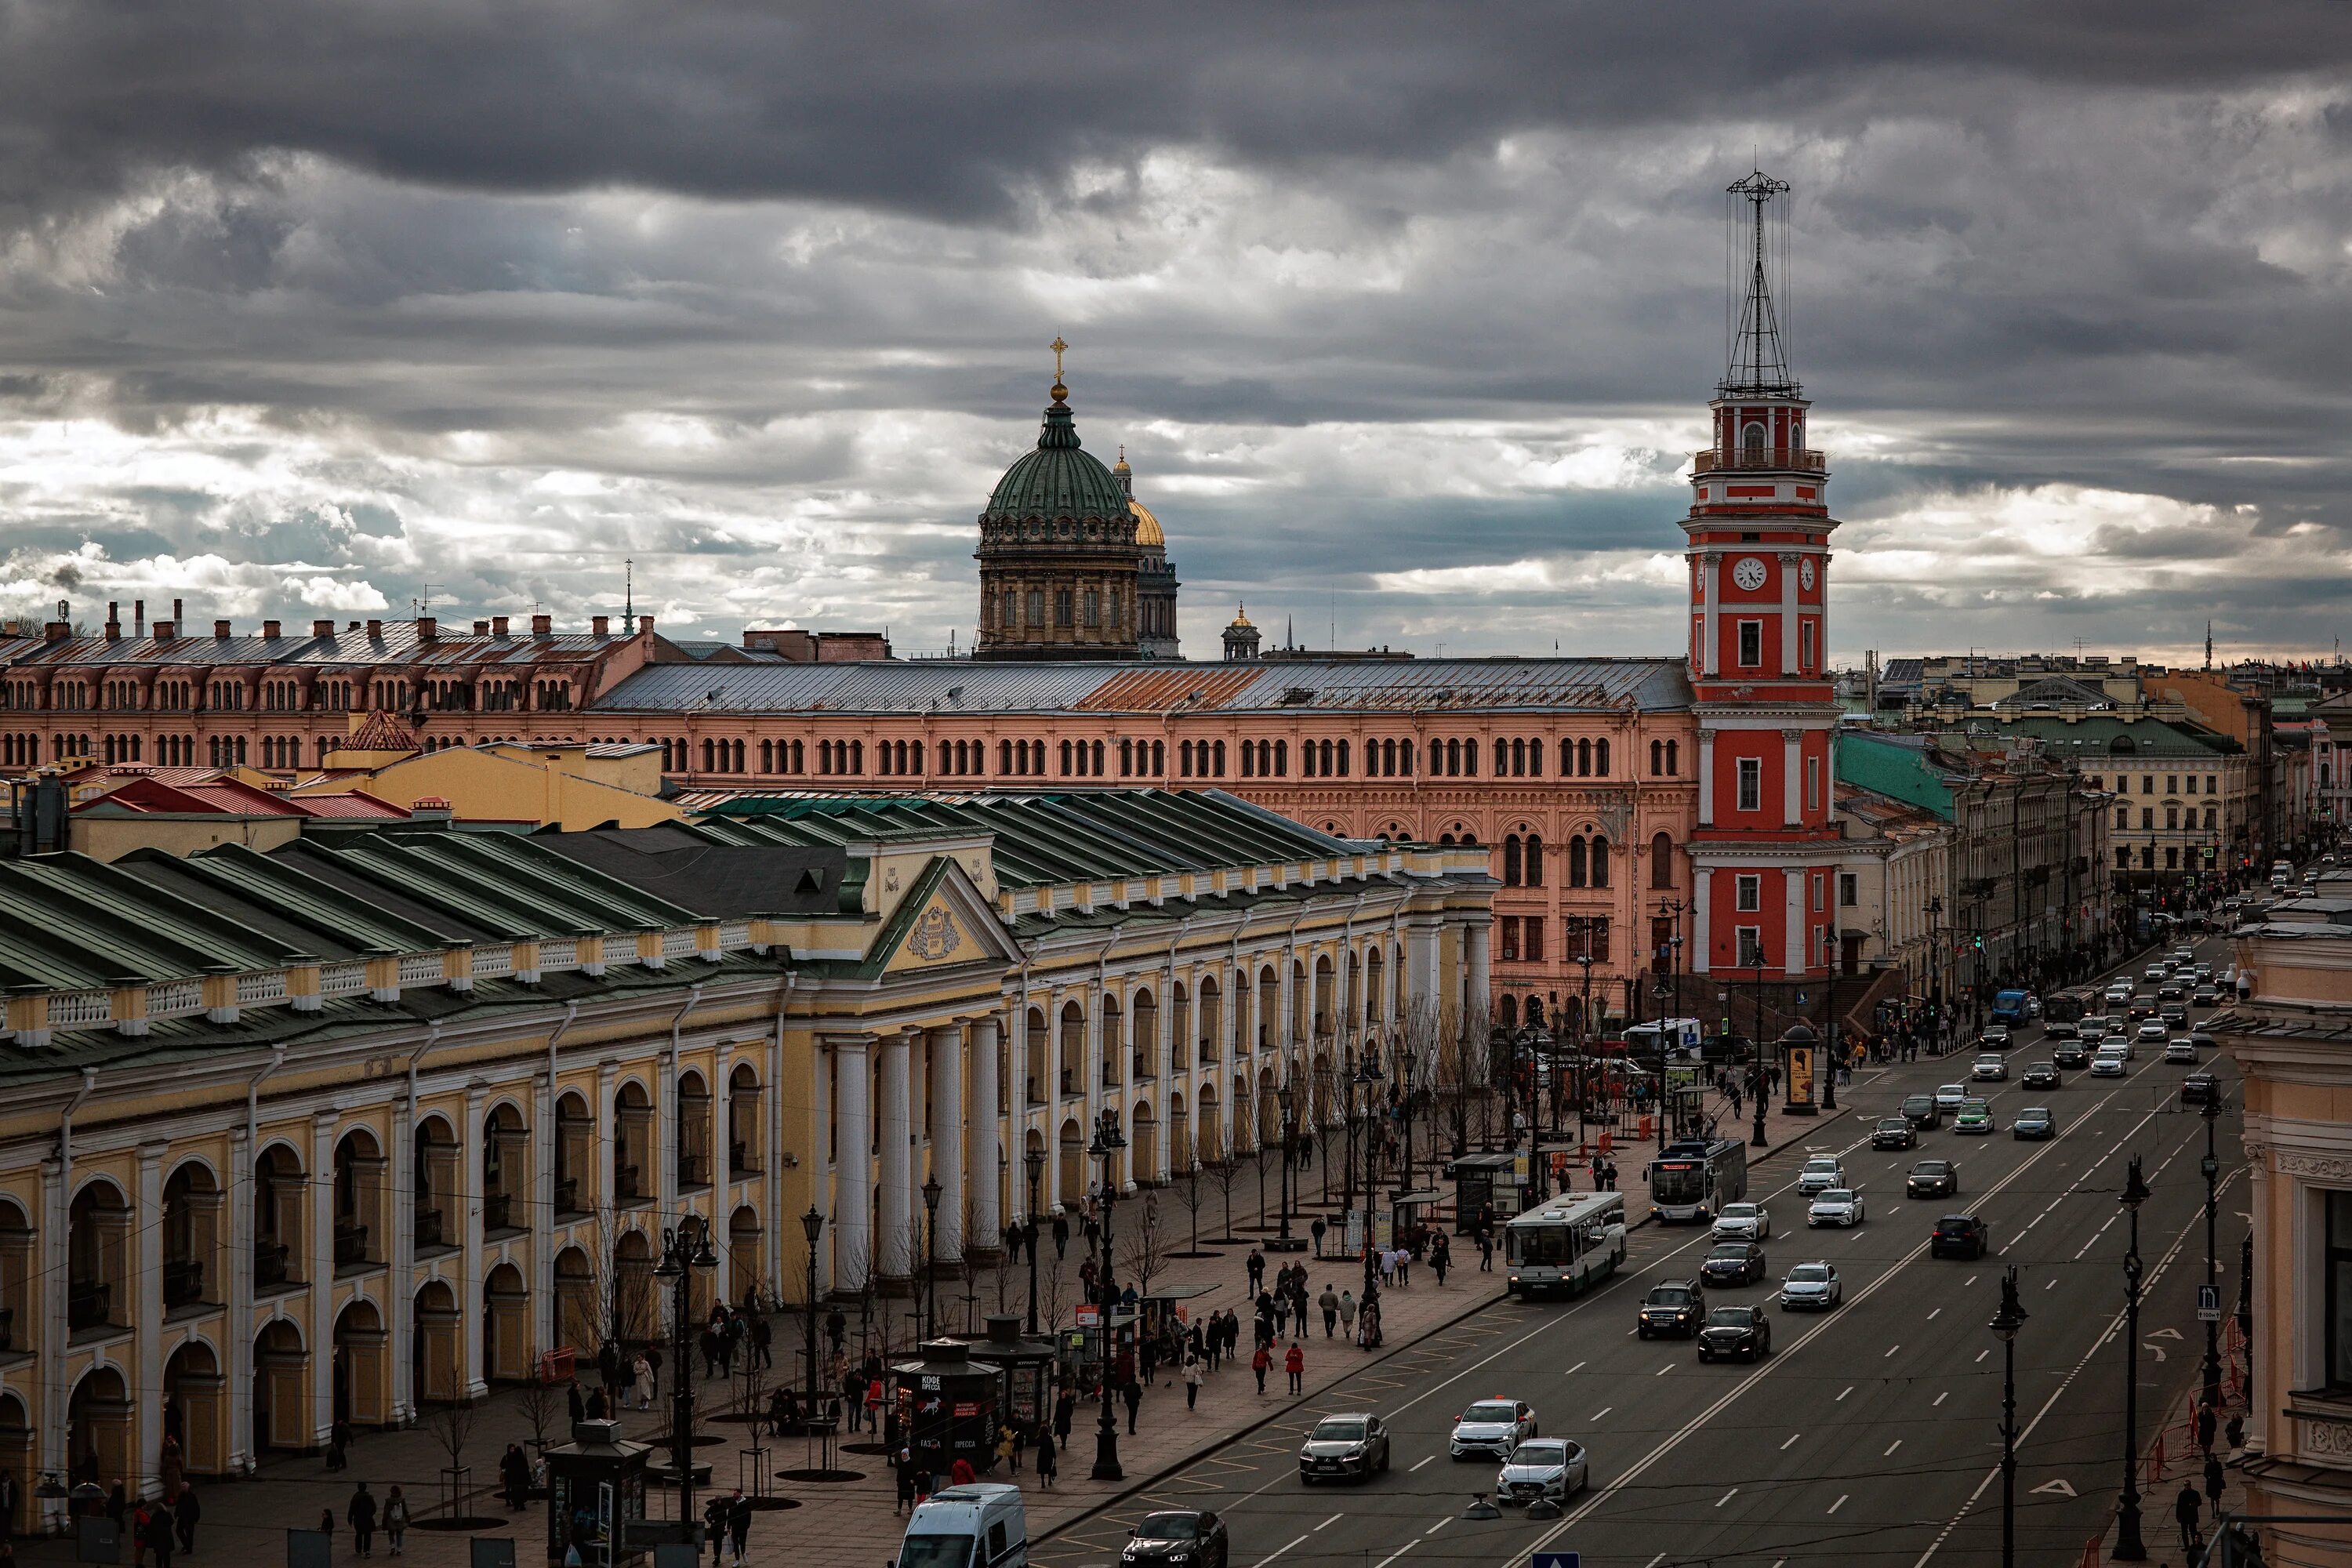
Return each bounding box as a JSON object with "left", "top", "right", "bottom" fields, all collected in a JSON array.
[
  {"left": 1533, "top": 1555, "right": 1581, "bottom": 1568},
  {"left": 2199, "top": 1284, "right": 2221, "bottom": 1322},
  {"left": 1076, "top": 1304, "right": 1101, "bottom": 1327}
]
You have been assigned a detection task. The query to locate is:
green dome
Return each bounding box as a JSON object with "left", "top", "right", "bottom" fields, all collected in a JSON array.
[{"left": 984, "top": 398, "right": 1130, "bottom": 521}]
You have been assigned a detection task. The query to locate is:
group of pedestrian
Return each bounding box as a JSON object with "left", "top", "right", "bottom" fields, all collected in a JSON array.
[
  {"left": 323, "top": 1483, "right": 408, "bottom": 1559},
  {"left": 699, "top": 1488, "right": 757, "bottom": 1568},
  {"left": 696, "top": 1299, "right": 772, "bottom": 1380}
]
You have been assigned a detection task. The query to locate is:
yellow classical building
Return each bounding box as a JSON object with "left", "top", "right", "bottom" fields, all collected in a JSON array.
[{"left": 0, "top": 789, "right": 1490, "bottom": 1518}]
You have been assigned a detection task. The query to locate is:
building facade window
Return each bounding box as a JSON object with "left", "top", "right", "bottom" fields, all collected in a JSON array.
[
  {"left": 1838, "top": 873, "right": 1857, "bottom": 908},
  {"left": 2325, "top": 1189, "right": 2352, "bottom": 1389},
  {"left": 1737, "top": 758, "right": 1762, "bottom": 812},
  {"left": 1734, "top": 873, "right": 1761, "bottom": 913},
  {"left": 1737, "top": 620, "right": 1762, "bottom": 667},
  {"left": 1736, "top": 926, "right": 1766, "bottom": 967}
]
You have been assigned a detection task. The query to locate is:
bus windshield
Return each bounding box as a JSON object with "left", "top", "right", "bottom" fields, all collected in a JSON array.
[
  {"left": 2045, "top": 989, "right": 2095, "bottom": 1025},
  {"left": 1650, "top": 1162, "right": 1706, "bottom": 1204},
  {"left": 1508, "top": 1225, "right": 1575, "bottom": 1266}
]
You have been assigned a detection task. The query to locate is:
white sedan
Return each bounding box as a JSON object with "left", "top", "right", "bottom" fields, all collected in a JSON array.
[
  {"left": 1711, "top": 1203, "right": 1770, "bottom": 1242},
  {"left": 1807, "top": 1189, "right": 1866, "bottom": 1228}
]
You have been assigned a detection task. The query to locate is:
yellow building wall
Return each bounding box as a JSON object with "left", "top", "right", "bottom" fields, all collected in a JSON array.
[{"left": 290, "top": 747, "right": 683, "bottom": 829}]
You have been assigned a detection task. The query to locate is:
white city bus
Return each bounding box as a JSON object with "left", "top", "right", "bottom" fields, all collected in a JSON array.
[{"left": 1503, "top": 1190, "right": 1628, "bottom": 1298}]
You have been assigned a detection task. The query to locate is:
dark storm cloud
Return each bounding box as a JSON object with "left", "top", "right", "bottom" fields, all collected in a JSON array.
[{"left": 0, "top": 2, "right": 2348, "bottom": 660}]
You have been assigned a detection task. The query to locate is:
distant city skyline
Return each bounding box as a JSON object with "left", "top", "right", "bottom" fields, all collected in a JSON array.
[{"left": 1, "top": 4, "right": 2349, "bottom": 666}]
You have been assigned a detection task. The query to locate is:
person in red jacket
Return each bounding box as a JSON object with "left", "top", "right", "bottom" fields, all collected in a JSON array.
[
  {"left": 1251, "top": 1344, "right": 1272, "bottom": 1396},
  {"left": 1283, "top": 1341, "right": 1305, "bottom": 1395}
]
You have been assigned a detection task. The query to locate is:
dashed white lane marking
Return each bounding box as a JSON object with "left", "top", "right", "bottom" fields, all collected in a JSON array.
[
  {"left": 1715, "top": 1487, "right": 1740, "bottom": 1508},
  {"left": 1933, "top": 1391, "right": 1949, "bottom": 1406},
  {"left": 1563, "top": 1361, "right": 1586, "bottom": 1376},
  {"left": 1884, "top": 1344, "right": 1900, "bottom": 1357},
  {"left": 1425, "top": 1519, "right": 1450, "bottom": 1536},
  {"left": 1837, "top": 1385, "right": 1853, "bottom": 1401},
  {"left": 1252, "top": 1535, "right": 1309, "bottom": 1568},
  {"left": 1644, "top": 1555, "right": 1667, "bottom": 1568},
  {"left": 1886, "top": 1439, "right": 1903, "bottom": 1457},
  {"left": 2046, "top": 1277, "right": 2059, "bottom": 1290},
  {"left": 1828, "top": 1494, "right": 1849, "bottom": 1514},
  {"left": 1591, "top": 1406, "right": 1613, "bottom": 1421},
  {"left": 1964, "top": 1276, "right": 1978, "bottom": 1287},
  {"left": 1656, "top": 1363, "right": 1674, "bottom": 1376},
  {"left": 1370, "top": 1541, "right": 1417, "bottom": 1568},
  {"left": 1975, "top": 1349, "right": 1990, "bottom": 1363},
  {"left": 1780, "top": 1432, "right": 1802, "bottom": 1450},
  {"left": 1316, "top": 1515, "right": 1342, "bottom": 1530},
  {"left": 1927, "top": 1308, "right": 1941, "bottom": 1320},
  {"left": 1410, "top": 1455, "right": 1434, "bottom": 1471}
]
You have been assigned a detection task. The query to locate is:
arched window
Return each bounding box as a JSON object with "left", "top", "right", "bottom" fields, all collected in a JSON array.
[
  {"left": 1508, "top": 738, "right": 1525, "bottom": 776},
  {"left": 1333, "top": 739, "right": 1345, "bottom": 776},
  {"left": 1591, "top": 837, "right": 1610, "bottom": 887},
  {"left": 1744, "top": 421, "right": 1767, "bottom": 457},
  {"left": 1272, "top": 740, "right": 1285, "bottom": 776},
  {"left": 1502, "top": 836, "right": 1522, "bottom": 887},
  {"left": 1577, "top": 738, "right": 1592, "bottom": 776},
  {"left": 1665, "top": 739, "right": 1679, "bottom": 775},
  {"left": 1498, "top": 994, "right": 1518, "bottom": 1030},
  {"left": 1595, "top": 738, "right": 1610, "bottom": 776},
  {"left": 1568, "top": 836, "right": 1588, "bottom": 887},
  {"left": 1399, "top": 739, "right": 1413, "bottom": 775},
  {"left": 1060, "top": 739, "right": 1073, "bottom": 775},
  {"left": 1494, "top": 738, "right": 1508, "bottom": 775},
  {"left": 1650, "top": 831, "right": 1675, "bottom": 888},
  {"left": 1525, "top": 834, "right": 1544, "bottom": 887}
]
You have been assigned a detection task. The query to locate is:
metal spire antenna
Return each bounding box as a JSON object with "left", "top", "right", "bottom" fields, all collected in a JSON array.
[{"left": 1722, "top": 169, "right": 1798, "bottom": 397}]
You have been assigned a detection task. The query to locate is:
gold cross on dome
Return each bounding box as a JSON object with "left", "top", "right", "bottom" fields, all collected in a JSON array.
[{"left": 1051, "top": 336, "right": 1067, "bottom": 379}]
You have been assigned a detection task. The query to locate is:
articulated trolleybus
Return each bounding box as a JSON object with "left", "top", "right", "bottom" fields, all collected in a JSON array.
[
  {"left": 1503, "top": 1191, "right": 1628, "bottom": 1298},
  {"left": 1646, "top": 1137, "right": 1748, "bottom": 1224}
]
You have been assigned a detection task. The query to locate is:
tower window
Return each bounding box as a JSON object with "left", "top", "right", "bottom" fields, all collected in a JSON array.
[
  {"left": 1083, "top": 590, "right": 1100, "bottom": 628},
  {"left": 1799, "top": 620, "right": 1816, "bottom": 669},
  {"left": 1743, "top": 422, "right": 1767, "bottom": 457},
  {"left": 1026, "top": 589, "right": 1044, "bottom": 627},
  {"left": 1055, "top": 590, "right": 1074, "bottom": 627},
  {"left": 1734, "top": 873, "right": 1761, "bottom": 913},
  {"left": 1737, "top": 620, "right": 1762, "bottom": 667},
  {"left": 1737, "top": 757, "right": 1762, "bottom": 813}
]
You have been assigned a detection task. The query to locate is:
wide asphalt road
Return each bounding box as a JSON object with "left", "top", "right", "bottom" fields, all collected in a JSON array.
[{"left": 1033, "top": 929, "right": 2242, "bottom": 1568}]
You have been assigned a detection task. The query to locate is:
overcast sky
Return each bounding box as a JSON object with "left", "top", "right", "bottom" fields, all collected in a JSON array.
[{"left": 1, "top": 2, "right": 2349, "bottom": 666}]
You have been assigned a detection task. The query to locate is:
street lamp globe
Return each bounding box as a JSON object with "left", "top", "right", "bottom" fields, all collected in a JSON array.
[
  {"left": 800, "top": 1204, "right": 824, "bottom": 1249},
  {"left": 923, "top": 1174, "right": 943, "bottom": 1219}
]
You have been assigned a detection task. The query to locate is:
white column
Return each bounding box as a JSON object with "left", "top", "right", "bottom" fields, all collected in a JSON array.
[
  {"left": 1783, "top": 728, "right": 1803, "bottom": 826},
  {"left": 1778, "top": 554, "right": 1801, "bottom": 675},
  {"left": 37, "top": 1156, "right": 63, "bottom": 1490},
  {"left": 831, "top": 1036, "right": 870, "bottom": 1294},
  {"left": 809, "top": 1036, "right": 833, "bottom": 1296},
  {"left": 1692, "top": 867, "right": 1714, "bottom": 975},
  {"left": 928, "top": 1024, "right": 964, "bottom": 1264},
  {"left": 971, "top": 1014, "right": 1003, "bottom": 1245},
  {"left": 1153, "top": 986, "right": 1174, "bottom": 1182},
  {"left": 877, "top": 1029, "right": 913, "bottom": 1280},
  {"left": 134, "top": 1143, "right": 165, "bottom": 1497},
  {"left": 1220, "top": 962, "right": 1240, "bottom": 1157},
  {"left": 388, "top": 1094, "right": 416, "bottom": 1425},
  {"left": 307, "top": 1110, "right": 336, "bottom": 1441},
  {"left": 1045, "top": 993, "right": 1066, "bottom": 1214},
  {"left": 1464, "top": 920, "right": 1492, "bottom": 1029},
  {"left": 533, "top": 1065, "right": 557, "bottom": 1352},
  {"left": 1699, "top": 553, "right": 1721, "bottom": 677},
  {"left": 1698, "top": 728, "right": 1717, "bottom": 826},
  {"left": 460, "top": 1087, "right": 488, "bottom": 1399},
  {"left": 1784, "top": 872, "right": 1806, "bottom": 975}
]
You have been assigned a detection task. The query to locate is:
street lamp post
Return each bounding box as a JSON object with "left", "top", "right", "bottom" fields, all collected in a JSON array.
[
  {"left": 1087, "top": 1110, "right": 1127, "bottom": 1482},
  {"left": 1575, "top": 951, "right": 1595, "bottom": 1161},
  {"left": 921, "top": 1174, "right": 942, "bottom": 1345},
  {"left": 1749, "top": 960, "right": 1769, "bottom": 1149},
  {"left": 2201, "top": 1088, "right": 2223, "bottom": 1410},
  {"left": 1396, "top": 1048, "right": 1417, "bottom": 1196},
  {"left": 2114, "top": 1155, "right": 2152, "bottom": 1560},
  {"left": 1353, "top": 1052, "right": 1384, "bottom": 1298},
  {"left": 1023, "top": 1147, "right": 1046, "bottom": 1336},
  {"left": 1991, "top": 1266, "right": 2027, "bottom": 1568},
  {"left": 1341, "top": 1046, "right": 1360, "bottom": 1217},
  {"left": 1276, "top": 1080, "right": 1298, "bottom": 1250},
  {"left": 651, "top": 1222, "right": 719, "bottom": 1534},
  {"left": 799, "top": 1206, "right": 824, "bottom": 1414}
]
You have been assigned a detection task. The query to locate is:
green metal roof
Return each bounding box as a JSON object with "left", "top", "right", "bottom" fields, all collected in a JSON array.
[
  {"left": 983, "top": 398, "right": 1131, "bottom": 522},
  {"left": 1966, "top": 715, "right": 2238, "bottom": 759}
]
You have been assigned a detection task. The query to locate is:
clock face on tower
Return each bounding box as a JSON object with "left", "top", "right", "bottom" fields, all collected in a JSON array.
[
  {"left": 1799, "top": 558, "right": 1817, "bottom": 590},
  {"left": 1731, "top": 556, "right": 1768, "bottom": 592}
]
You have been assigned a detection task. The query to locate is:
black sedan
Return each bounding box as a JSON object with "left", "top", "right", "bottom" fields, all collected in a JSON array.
[
  {"left": 1637, "top": 1282, "right": 1708, "bottom": 1338},
  {"left": 2053, "top": 1041, "right": 2091, "bottom": 1069},
  {"left": 1901, "top": 1094, "right": 1943, "bottom": 1130},
  {"left": 1696, "top": 1305, "right": 1772, "bottom": 1363},
  {"left": 1124, "top": 1511, "right": 1232, "bottom": 1568},
  {"left": 2181, "top": 1069, "right": 2220, "bottom": 1105},
  {"left": 2011, "top": 1106, "right": 2057, "bottom": 1141},
  {"left": 1701, "top": 1243, "right": 1769, "bottom": 1287},
  {"left": 1906, "top": 1160, "right": 1959, "bottom": 1199},
  {"left": 2020, "top": 1062, "right": 2061, "bottom": 1091},
  {"left": 1298, "top": 1414, "right": 1390, "bottom": 1483},
  {"left": 1872, "top": 1117, "right": 1917, "bottom": 1150}
]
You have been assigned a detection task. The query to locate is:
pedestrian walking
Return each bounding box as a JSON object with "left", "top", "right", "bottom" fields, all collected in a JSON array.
[
  {"left": 1123, "top": 1377, "right": 1143, "bottom": 1435},
  {"left": 1319, "top": 1285, "right": 1339, "bottom": 1337},
  {"left": 382, "top": 1488, "right": 405, "bottom": 1558},
  {"left": 1310, "top": 1217, "right": 1326, "bottom": 1258},
  {"left": 750, "top": 1315, "right": 772, "bottom": 1370},
  {"left": 633, "top": 1354, "right": 655, "bottom": 1411},
  {"left": 1246, "top": 1248, "right": 1265, "bottom": 1295},
  {"left": 1477, "top": 1228, "right": 1494, "bottom": 1272},
  {"left": 1035, "top": 1428, "right": 1058, "bottom": 1490},
  {"left": 1054, "top": 1385, "right": 1077, "bottom": 1443},
  {"left": 347, "top": 1483, "right": 377, "bottom": 1559},
  {"left": 1251, "top": 1344, "right": 1271, "bottom": 1396},
  {"left": 1432, "top": 1235, "right": 1451, "bottom": 1287},
  {"left": 1183, "top": 1355, "right": 1203, "bottom": 1411},
  {"left": 500, "top": 1444, "right": 531, "bottom": 1512},
  {"left": 2204, "top": 1452, "right": 2227, "bottom": 1517},
  {"left": 894, "top": 1447, "right": 916, "bottom": 1516},
  {"left": 172, "top": 1486, "right": 199, "bottom": 1555},
  {"left": 325, "top": 1420, "right": 350, "bottom": 1473},
  {"left": 1284, "top": 1341, "right": 1305, "bottom": 1395},
  {"left": 146, "top": 1497, "right": 174, "bottom": 1568},
  {"left": 726, "top": 1490, "right": 751, "bottom": 1568},
  {"left": 2175, "top": 1482, "right": 2203, "bottom": 1553},
  {"left": 2197, "top": 1400, "right": 2218, "bottom": 1456}
]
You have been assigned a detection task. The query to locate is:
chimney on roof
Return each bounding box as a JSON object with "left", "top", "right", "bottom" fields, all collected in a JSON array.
[
  {"left": 416, "top": 616, "right": 437, "bottom": 641},
  {"left": 591, "top": 615, "right": 609, "bottom": 637},
  {"left": 172, "top": 598, "right": 183, "bottom": 626},
  {"left": 312, "top": 619, "right": 333, "bottom": 637},
  {"left": 132, "top": 600, "right": 145, "bottom": 638},
  {"left": 213, "top": 619, "right": 230, "bottom": 639},
  {"left": 263, "top": 619, "right": 281, "bottom": 640},
  {"left": 43, "top": 619, "right": 68, "bottom": 643},
  {"left": 531, "top": 614, "right": 552, "bottom": 637},
  {"left": 365, "top": 619, "right": 382, "bottom": 639},
  {"left": 154, "top": 619, "right": 175, "bottom": 641},
  {"left": 473, "top": 619, "right": 489, "bottom": 636},
  {"left": 638, "top": 615, "right": 654, "bottom": 636},
  {"left": 492, "top": 615, "right": 510, "bottom": 636},
  {"left": 103, "top": 603, "right": 120, "bottom": 641}
]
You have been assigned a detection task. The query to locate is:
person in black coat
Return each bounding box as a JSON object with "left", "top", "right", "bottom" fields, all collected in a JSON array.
[
  {"left": 499, "top": 1445, "right": 531, "bottom": 1512},
  {"left": 172, "top": 1487, "right": 199, "bottom": 1555},
  {"left": 347, "top": 1483, "right": 377, "bottom": 1559}
]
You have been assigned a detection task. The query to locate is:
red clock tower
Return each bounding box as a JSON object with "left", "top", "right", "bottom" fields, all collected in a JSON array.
[{"left": 1686, "top": 171, "right": 1842, "bottom": 1004}]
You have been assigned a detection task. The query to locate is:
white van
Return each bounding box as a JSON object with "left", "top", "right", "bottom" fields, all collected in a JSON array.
[{"left": 891, "top": 1483, "right": 1027, "bottom": 1568}]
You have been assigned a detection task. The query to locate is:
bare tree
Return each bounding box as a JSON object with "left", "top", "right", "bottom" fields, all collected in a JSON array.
[
  {"left": 1119, "top": 1201, "right": 1168, "bottom": 1304},
  {"left": 424, "top": 1399, "right": 481, "bottom": 1519},
  {"left": 514, "top": 1351, "right": 563, "bottom": 1457},
  {"left": 1203, "top": 1154, "right": 1246, "bottom": 1246},
  {"left": 1171, "top": 1163, "right": 1215, "bottom": 1257}
]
